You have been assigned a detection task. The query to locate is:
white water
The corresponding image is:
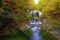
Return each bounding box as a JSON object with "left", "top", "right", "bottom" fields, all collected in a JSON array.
[{"left": 30, "top": 27, "right": 42, "bottom": 40}]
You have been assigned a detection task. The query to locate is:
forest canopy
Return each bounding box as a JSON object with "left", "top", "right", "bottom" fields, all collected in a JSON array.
[{"left": 0, "top": 0, "right": 60, "bottom": 34}]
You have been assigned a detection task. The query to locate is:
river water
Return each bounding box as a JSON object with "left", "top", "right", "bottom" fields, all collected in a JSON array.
[{"left": 30, "top": 27, "right": 42, "bottom": 40}]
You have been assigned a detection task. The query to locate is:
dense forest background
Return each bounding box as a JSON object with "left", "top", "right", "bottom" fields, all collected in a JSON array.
[{"left": 0, "top": 0, "right": 60, "bottom": 40}]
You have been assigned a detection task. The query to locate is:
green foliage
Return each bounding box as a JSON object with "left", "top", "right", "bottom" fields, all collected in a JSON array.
[
  {"left": 0, "top": 0, "right": 30, "bottom": 32},
  {"left": 0, "top": 0, "right": 2, "bottom": 7},
  {"left": 38, "top": 0, "right": 60, "bottom": 30},
  {"left": 0, "top": 0, "right": 60, "bottom": 40},
  {"left": 41, "top": 30, "right": 58, "bottom": 40},
  {"left": 0, "top": 29, "right": 31, "bottom": 40}
]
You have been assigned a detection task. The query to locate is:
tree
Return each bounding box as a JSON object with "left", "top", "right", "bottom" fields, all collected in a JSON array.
[{"left": 0, "top": 0, "right": 31, "bottom": 34}]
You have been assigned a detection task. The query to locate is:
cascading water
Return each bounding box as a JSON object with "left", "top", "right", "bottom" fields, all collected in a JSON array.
[
  {"left": 30, "top": 20, "right": 42, "bottom": 40},
  {"left": 29, "top": 10, "right": 42, "bottom": 40}
]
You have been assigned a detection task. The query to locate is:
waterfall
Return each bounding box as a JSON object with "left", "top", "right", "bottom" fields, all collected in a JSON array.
[
  {"left": 30, "top": 27, "right": 42, "bottom": 40},
  {"left": 30, "top": 20, "right": 42, "bottom": 40},
  {"left": 29, "top": 10, "right": 42, "bottom": 40}
]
